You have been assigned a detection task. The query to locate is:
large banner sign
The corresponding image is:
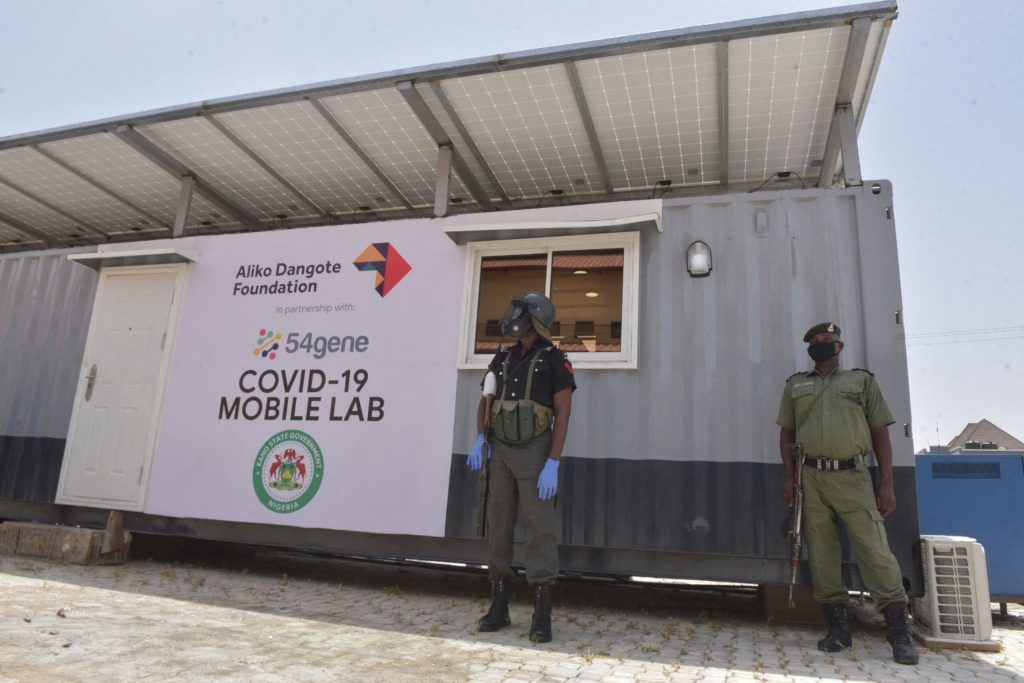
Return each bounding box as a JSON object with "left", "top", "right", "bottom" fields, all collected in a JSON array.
[{"left": 146, "top": 220, "right": 464, "bottom": 537}]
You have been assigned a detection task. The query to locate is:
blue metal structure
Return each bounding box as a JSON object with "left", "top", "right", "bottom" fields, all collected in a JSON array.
[{"left": 916, "top": 454, "right": 1024, "bottom": 600}]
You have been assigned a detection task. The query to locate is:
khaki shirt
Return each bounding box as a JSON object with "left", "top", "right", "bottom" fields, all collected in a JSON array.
[{"left": 776, "top": 367, "right": 894, "bottom": 459}]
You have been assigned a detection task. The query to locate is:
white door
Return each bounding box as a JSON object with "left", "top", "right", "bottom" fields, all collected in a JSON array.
[{"left": 57, "top": 265, "right": 184, "bottom": 510}]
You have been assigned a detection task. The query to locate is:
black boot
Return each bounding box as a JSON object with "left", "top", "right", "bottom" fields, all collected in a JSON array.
[
  {"left": 882, "top": 602, "right": 920, "bottom": 665},
  {"left": 477, "top": 576, "right": 511, "bottom": 632},
  {"left": 528, "top": 583, "right": 553, "bottom": 643},
  {"left": 817, "top": 603, "right": 853, "bottom": 652}
]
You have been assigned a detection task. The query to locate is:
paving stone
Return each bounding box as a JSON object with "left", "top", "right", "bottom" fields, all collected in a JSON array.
[
  {"left": 2, "top": 554, "right": 1022, "bottom": 683},
  {"left": 541, "top": 667, "right": 581, "bottom": 678}
]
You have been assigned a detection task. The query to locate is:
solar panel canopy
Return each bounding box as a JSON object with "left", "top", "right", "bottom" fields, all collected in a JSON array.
[{"left": 0, "top": 2, "right": 896, "bottom": 251}]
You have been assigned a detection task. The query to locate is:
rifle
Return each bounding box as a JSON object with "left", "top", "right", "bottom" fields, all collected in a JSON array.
[
  {"left": 475, "top": 433, "right": 493, "bottom": 538},
  {"left": 787, "top": 442, "right": 805, "bottom": 608},
  {"left": 475, "top": 456, "right": 489, "bottom": 538},
  {"left": 476, "top": 368, "right": 497, "bottom": 538}
]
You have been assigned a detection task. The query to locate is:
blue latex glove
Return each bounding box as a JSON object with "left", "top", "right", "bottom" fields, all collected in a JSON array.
[
  {"left": 466, "top": 434, "right": 489, "bottom": 471},
  {"left": 537, "top": 458, "right": 560, "bottom": 500}
]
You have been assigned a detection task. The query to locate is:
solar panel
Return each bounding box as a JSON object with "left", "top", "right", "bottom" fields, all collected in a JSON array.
[
  {"left": 319, "top": 89, "right": 471, "bottom": 208},
  {"left": 0, "top": 145, "right": 159, "bottom": 237},
  {"left": 0, "top": 173, "right": 92, "bottom": 241},
  {"left": 728, "top": 26, "right": 848, "bottom": 183},
  {"left": 0, "top": 3, "right": 897, "bottom": 250},
  {"left": 217, "top": 101, "right": 406, "bottom": 215},
  {"left": 0, "top": 218, "right": 37, "bottom": 244},
  {"left": 139, "top": 117, "right": 301, "bottom": 221},
  {"left": 443, "top": 64, "right": 604, "bottom": 199},
  {"left": 38, "top": 133, "right": 227, "bottom": 232},
  {"left": 413, "top": 82, "right": 508, "bottom": 203},
  {"left": 578, "top": 44, "right": 720, "bottom": 190}
]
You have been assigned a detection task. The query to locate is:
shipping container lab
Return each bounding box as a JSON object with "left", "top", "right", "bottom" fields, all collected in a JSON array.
[{"left": 0, "top": 2, "right": 917, "bottom": 590}]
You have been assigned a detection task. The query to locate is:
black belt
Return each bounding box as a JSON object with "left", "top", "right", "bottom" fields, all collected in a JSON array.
[{"left": 802, "top": 455, "right": 859, "bottom": 471}]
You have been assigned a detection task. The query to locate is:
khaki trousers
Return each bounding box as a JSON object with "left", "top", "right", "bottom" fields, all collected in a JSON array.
[
  {"left": 485, "top": 432, "right": 558, "bottom": 585},
  {"left": 802, "top": 459, "right": 908, "bottom": 608}
]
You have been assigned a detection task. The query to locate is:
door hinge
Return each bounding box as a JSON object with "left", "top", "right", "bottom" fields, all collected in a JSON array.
[
  {"left": 161, "top": 332, "right": 167, "bottom": 350},
  {"left": 138, "top": 466, "right": 144, "bottom": 484}
]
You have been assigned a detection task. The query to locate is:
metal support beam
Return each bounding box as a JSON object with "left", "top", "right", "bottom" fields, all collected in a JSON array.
[
  {"left": 113, "top": 124, "right": 263, "bottom": 230},
  {"left": 0, "top": 209, "right": 56, "bottom": 246},
  {"left": 717, "top": 41, "right": 730, "bottom": 186},
  {"left": 434, "top": 144, "right": 453, "bottom": 217},
  {"left": 173, "top": 175, "right": 195, "bottom": 237},
  {"left": 818, "top": 17, "right": 871, "bottom": 188},
  {"left": 818, "top": 114, "right": 842, "bottom": 189},
  {"left": 396, "top": 80, "right": 494, "bottom": 210},
  {"left": 0, "top": 173, "right": 108, "bottom": 240},
  {"left": 32, "top": 145, "right": 173, "bottom": 232},
  {"left": 307, "top": 99, "right": 415, "bottom": 211},
  {"left": 835, "top": 105, "right": 861, "bottom": 186},
  {"left": 431, "top": 82, "right": 510, "bottom": 203},
  {"left": 836, "top": 18, "right": 872, "bottom": 105},
  {"left": 204, "top": 114, "right": 327, "bottom": 218},
  {"left": 564, "top": 61, "right": 613, "bottom": 194}
]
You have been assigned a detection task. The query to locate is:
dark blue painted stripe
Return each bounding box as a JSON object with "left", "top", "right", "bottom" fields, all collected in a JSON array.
[
  {"left": 0, "top": 435, "right": 63, "bottom": 503},
  {"left": 446, "top": 454, "right": 920, "bottom": 590}
]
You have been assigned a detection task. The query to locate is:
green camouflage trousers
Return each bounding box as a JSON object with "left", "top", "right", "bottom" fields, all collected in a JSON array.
[
  {"left": 485, "top": 432, "right": 558, "bottom": 585},
  {"left": 802, "top": 458, "right": 908, "bottom": 608}
]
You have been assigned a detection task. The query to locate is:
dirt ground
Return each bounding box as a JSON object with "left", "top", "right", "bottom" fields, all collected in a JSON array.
[{"left": 2, "top": 542, "right": 1022, "bottom": 683}]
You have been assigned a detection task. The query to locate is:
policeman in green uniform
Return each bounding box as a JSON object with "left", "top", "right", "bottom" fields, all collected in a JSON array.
[
  {"left": 465, "top": 292, "right": 576, "bottom": 643},
  {"left": 777, "top": 322, "right": 918, "bottom": 666}
]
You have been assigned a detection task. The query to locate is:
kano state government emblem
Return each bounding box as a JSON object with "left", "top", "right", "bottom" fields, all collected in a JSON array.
[{"left": 252, "top": 430, "right": 324, "bottom": 513}]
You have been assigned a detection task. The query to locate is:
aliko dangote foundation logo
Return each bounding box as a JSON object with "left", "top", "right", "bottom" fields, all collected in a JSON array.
[
  {"left": 352, "top": 242, "right": 411, "bottom": 297},
  {"left": 252, "top": 430, "right": 324, "bottom": 513}
]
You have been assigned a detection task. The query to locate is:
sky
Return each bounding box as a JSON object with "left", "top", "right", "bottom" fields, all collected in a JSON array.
[{"left": 0, "top": 0, "right": 1021, "bottom": 447}]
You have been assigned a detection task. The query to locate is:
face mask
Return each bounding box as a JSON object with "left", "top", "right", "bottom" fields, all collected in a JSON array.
[{"left": 808, "top": 341, "right": 839, "bottom": 362}]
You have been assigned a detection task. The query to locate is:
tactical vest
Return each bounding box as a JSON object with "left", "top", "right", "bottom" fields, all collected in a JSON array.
[{"left": 490, "top": 347, "right": 555, "bottom": 445}]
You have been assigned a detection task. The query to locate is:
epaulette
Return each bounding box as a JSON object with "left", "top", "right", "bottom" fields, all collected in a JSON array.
[
  {"left": 785, "top": 371, "right": 805, "bottom": 381},
  {"left": 851, "top": 368, "right": 875, "bottom": 376}
]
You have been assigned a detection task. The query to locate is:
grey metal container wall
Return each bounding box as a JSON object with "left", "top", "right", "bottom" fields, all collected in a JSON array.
[
  {"left": 0, "top": 250, "right": 96, "bottom": 502},
  {"left": 0, "top": 184, "right": 918, "bottom": 591},
  {"left": 447, "top": 182, "right": 919, "bottom": 587}
]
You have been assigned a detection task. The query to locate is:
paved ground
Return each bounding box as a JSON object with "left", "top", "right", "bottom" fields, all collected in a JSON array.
[{"left": 1, "top": 545, "right": 1022, "bottom": 683}]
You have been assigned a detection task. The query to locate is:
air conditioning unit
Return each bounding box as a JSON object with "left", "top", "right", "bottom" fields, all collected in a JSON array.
[{"left": 913, "top": 535, "right": 993, "bottom": 644}]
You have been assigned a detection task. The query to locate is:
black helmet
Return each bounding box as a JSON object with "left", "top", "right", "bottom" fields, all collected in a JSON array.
[{"left": 500, "top": 292, "right": 556, "bottom": 338}]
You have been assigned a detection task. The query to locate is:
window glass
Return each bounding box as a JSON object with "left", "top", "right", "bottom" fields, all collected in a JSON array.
[
  {"left": 464, "top": 232, "right": 638, "bottom": 368},
  {"left": 550, "top": 249, "right": 624, "bottom": 353},
  {"left": 474, "top": 254, "right": 546, "bottom": 354}
]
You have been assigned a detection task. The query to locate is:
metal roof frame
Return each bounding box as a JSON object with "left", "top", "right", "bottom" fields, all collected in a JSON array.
[
  {"left": 0, "top": 2, "right": 897, "bottom": 151},
  {"left": 0, "top": 2, "right": 898, "bottom": 252}
]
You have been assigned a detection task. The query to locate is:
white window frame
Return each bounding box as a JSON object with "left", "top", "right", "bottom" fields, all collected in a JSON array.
[{"left": 458, "top": 231, "right": 640, "bottom": 370}]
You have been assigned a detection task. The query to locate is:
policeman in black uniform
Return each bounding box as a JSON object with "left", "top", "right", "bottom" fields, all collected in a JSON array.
[{"left": 466, "top": 292, "right": 576, "bottom": 643}]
